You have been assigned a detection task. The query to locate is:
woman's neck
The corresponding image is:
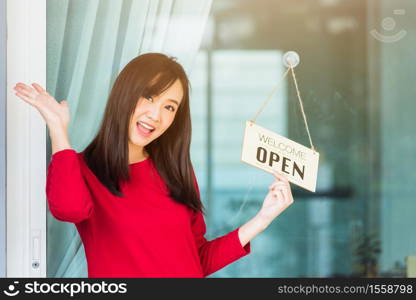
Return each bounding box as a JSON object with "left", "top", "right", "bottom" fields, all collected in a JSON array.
[{"left": 128, "top": 144, "right": 149, "bottom": 164}]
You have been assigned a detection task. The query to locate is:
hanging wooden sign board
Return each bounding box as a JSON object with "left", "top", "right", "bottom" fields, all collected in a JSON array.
[{"left": 241, "top": 120, "right": 319, "bottom": 192}]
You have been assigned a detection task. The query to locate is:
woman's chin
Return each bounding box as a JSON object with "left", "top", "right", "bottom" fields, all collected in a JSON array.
[
  {"left": 129, "top": 137, "right": 149, "bottom": 148},
  {"left": 129, "top": 130, "right": 162, "bottom": 147}
]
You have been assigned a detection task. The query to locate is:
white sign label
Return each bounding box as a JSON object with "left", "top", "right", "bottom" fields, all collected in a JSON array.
[{"left": 241, "top": 120, "right": 319, "bottom": 192}]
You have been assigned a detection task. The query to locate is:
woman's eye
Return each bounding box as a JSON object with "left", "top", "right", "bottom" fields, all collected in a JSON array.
[
  {"left": 166, "top": 105, "right": 175, "bottom": 112},
  {"left": 145, "top": 96, "right": 153, "bottom": 102}
]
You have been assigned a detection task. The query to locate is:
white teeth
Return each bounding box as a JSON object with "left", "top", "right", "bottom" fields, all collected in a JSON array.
[{"left": 138, "top": 121, "right": 155, "bottom": 130}]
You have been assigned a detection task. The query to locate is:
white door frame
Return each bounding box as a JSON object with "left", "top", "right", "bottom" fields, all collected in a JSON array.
[
  {"left": 0, "top": 0, "right": 6, "bottom": 279},
  {"left": 6, "top": 0, "right": 46, "bottom": 277}
]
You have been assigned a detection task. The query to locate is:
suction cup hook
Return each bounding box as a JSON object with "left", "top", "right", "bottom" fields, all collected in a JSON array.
[{"left": 283, "top": 51, "right": 300, "bottom": 68}]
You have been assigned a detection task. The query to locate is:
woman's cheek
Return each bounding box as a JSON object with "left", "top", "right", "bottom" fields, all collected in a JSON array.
[{"left": 157, "top": 121, "right": 172, "bottom": 137}]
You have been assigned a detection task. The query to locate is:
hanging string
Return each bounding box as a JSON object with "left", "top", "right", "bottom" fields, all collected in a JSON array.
[
  {"left": 289, "top": 66, "right": 316, "bottom": 152},
  {"left": 250, "top": 63, "right": 316, "bottom": 152},
  {"left": 210, "top": 172, "right": 257, "bottom": 237},
  {"left": 251, "top": 67, "right": 291, "bottom": 123},
  {"left": 228, "top": 172, "right": 256, "bottom": 226},
  {"left": 228, "top": 59, "right": 317, "bottom": 229}
]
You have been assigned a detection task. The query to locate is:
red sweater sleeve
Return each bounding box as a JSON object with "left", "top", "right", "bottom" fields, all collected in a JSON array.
[
  {"left": 46, "top": 149, "right": 94, "bottom": 223},
  {"left": 190, "top": 173, "right": 251, "bottom": 277},
  {"left": 191, "top": 211, "right": 251, "bottom": 277}
]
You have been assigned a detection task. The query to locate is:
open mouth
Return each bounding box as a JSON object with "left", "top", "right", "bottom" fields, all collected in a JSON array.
[{"left": 136, "top": 121, "right": 155, "bottom": 136}]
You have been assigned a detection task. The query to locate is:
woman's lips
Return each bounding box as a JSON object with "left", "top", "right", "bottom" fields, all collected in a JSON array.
[{"left": 136, "top": 122, "right": 154, "bottom": 137}]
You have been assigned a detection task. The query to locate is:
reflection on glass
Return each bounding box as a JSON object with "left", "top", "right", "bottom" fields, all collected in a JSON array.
[{"left": 189, "top": 0, "right": 416, "bottom": 277}]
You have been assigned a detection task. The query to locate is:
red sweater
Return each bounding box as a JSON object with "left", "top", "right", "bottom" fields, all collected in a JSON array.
[{"left": 46, "top": 149, "right": 250, "bottom": 278}]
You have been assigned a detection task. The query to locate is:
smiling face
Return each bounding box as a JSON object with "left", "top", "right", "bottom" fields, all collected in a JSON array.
[{"left": 128, "top": 78, "right": 184, "bottom": 158}]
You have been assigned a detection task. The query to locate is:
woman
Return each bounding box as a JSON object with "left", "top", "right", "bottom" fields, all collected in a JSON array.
[{"left": 12, "top": 53, "right": 294, "bottom": 278}]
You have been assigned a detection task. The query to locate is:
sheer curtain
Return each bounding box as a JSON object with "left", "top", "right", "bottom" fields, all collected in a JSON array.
[{"left": 46, "top": 0, "right": 212, "bottom": 277}]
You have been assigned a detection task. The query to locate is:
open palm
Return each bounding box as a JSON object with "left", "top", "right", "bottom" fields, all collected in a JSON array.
[{"left": 13, "top": 82, "right": 70, "bottom": 129}]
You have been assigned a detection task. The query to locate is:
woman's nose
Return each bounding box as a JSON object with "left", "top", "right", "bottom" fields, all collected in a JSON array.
[{"left": 147, "top": 104, "right": 161, "bottom": 122}]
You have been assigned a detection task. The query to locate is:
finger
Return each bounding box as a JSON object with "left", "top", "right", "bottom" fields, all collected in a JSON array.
[
  {"left": 280, "top": 186, "right": 291, "bottom": 204},
  {"left": 269, "top": 185, "right": 285, "bottom": 194},
  {"left": 32, "top": 83, "right": 46, "bottom": 94},
  {"left": 14, "top": 87, "right": 33, "bottom": 98},
  {"left": 276, "top": 186, "right": 287, "bottom": 201},
  {"left": 269, "top": 177, "right": 284, "bottom": 188},
  {"left": 272, "top": 189, "right": 285, "bottom": 201},
  {"left": 15, "top": 92, "right": 36, "bottom": 105},
  {"left": 275, "top": 183, "right": 293, "bottom": 202},
  {"left": 280, "top": 190, "right": 287, "bottom": 202},
  {"left": 271, "top": 170, "right": 289, "bottom": 183},
  {"left": 269, "top": 181, "right": 288, "bottom": 189},
  {"left": 15, "top": 85, "right": 37, "bottom": 99},
  {"left": 270, "top": 181, "right": 287, "bottom": 188},
  {"left": 16, "top": 83, "right": 36, "bottom": 94},
  {"left": 271, "top": 183, "right": 292, "bottom": 203}
]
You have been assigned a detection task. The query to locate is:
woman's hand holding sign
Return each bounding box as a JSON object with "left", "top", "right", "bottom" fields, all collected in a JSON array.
[
  {"left": 237, "top": 170, "right": 294, "bottom": 248},
  {"left": 258, "top": 170, "right": 294, "bottom": 223}
]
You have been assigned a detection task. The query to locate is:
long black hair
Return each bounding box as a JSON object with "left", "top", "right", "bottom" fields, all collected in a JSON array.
[{"left": 82, "top": 53, "right": 204, "bottom": 214}]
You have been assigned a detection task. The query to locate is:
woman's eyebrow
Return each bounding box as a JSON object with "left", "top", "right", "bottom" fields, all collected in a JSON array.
[{"left": 167, "top": 99, "right": 180, "bottom": 106}]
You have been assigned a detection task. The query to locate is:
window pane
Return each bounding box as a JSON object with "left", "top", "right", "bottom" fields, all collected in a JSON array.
[{"left": 188, "top": 0, "right": 416, "bottom": 277}]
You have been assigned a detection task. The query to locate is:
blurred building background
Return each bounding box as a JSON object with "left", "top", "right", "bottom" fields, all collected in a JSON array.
[{"left": 188, "top": 0, "right": 416, "bottom": 277}]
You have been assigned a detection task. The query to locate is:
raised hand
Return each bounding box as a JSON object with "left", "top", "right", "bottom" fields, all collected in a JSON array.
[
  {"left": 237, "top": 170, "right": 295, "bottom": 247},
  {"left": 258, "top": 170, "right": 294, "bottom": 224},
  {"left": 13, "top": 82, "right": 70, "bottom": 130}
]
